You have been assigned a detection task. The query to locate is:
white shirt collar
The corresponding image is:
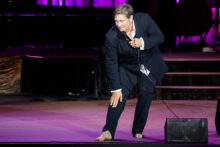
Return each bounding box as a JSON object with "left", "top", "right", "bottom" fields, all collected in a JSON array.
[{"left": 132, "top": 20, "right": 136, "bottom": 39}]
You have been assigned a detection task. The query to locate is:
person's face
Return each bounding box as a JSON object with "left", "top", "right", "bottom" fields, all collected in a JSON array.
[{"left": 114, "top": 14, "right": 133, "bottom": 32}]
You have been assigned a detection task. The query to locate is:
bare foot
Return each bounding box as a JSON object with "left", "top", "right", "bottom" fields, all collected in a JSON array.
[
  {"left": 135, "top": 133, "right": 143, "bottom": 139},
  {"left": 96, "top": 130, "right": 112, "bottom": 141}
]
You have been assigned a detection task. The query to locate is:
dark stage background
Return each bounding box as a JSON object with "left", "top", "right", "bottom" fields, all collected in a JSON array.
[{"left": 0, "top": 0, "right": 219, "bottom": 100}]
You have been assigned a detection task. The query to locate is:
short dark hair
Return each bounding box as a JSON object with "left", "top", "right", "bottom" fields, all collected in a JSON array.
[{"left": 113, "top": 4, "right": 134, "bottom": 19}]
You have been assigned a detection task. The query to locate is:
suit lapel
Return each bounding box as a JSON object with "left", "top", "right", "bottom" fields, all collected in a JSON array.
[{"left": 134, "top": 14, "right": 141, "bottom": 38}]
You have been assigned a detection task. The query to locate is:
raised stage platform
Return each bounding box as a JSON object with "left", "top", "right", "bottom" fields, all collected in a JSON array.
[{"left": 1, "top": 47, "right": 220, "bottom": 100}]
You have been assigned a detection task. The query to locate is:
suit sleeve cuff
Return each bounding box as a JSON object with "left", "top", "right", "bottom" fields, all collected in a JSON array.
[{"left": 111, "top": 89, "right": 122, "bottom": 93}]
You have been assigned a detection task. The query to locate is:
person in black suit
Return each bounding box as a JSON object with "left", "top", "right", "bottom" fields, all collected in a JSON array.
[{"left": 96, "top": 4, "right": 168, "bottom": 141}]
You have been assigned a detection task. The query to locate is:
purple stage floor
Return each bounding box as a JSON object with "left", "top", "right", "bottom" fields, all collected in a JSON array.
[{"left": 0, "top": 97, "right": 219, "bottom": 145}]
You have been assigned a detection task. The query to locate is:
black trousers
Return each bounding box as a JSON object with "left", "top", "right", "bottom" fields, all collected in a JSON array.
[{"left": 103, "top": 67, "right": 156, "bottom": 139}]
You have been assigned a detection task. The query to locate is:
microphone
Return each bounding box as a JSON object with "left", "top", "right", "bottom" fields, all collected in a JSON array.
[{"left": 122, "top": 31, "right": 131, "bottom": 41}]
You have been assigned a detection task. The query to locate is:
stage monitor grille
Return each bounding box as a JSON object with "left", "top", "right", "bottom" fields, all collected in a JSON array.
[{"left": 165, "top": 118, "right": 208, "bottom": 143}]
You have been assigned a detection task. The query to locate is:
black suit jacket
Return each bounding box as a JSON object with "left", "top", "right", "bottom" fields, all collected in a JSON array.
[{"left": 105, "top": 13, "right": 168, "bottom": 91}]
